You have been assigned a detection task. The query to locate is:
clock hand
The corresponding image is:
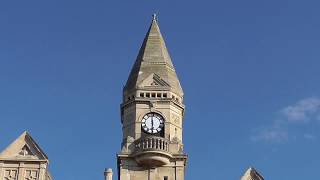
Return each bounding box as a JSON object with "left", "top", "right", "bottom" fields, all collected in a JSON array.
[{"left": 151, "top": 117, "right": 154, "bottom": 130}]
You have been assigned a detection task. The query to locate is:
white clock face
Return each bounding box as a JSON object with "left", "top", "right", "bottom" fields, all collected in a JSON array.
[{"left": 141, "top": 113, "right": 164, "bottom": 134}]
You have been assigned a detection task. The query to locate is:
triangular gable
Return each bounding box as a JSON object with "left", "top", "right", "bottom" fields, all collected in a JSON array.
[
  {"left": 241, "top": 167, "right": 264, "bottom": 180},
  {"left": 0, "top": 131, "right": 48, "bottom": 160},
  {"left": 138, "top": 73, "right": 170, "bottom": 88}
]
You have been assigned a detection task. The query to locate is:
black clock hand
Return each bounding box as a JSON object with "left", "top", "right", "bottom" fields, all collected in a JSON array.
[{"left": 151, "top": 117, "right": 154, "bottom": 130}]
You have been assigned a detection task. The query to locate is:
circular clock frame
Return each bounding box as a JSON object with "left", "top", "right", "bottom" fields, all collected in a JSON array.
[{"left": 141, "top": 113, "right": 164, "bottom": 134}]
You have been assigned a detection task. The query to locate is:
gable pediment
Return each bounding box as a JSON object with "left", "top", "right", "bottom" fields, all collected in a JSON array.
[
  {"left": 0, "top": 131, "right": 48, "bottom": 160},
  {"left": 241, "top": 167, "right": 264, "bottom": 180},
  {"left": 138, "top": 73, "right": 170, "bottom": 88}
]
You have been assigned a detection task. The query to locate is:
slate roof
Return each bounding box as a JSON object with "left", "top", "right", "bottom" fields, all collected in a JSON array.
[{"left": 124, "top": 17, "right": 183, "bottom": 96}]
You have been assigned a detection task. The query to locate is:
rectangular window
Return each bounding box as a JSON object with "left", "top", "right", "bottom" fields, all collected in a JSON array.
[
  {"left": 164, "top": 176, "right": 168, "bottom": 180},
  {"left": 151, "top": 93, "right": 156, "bottom": 98},
  {"left": 140, "top": 93, "right": 144, "bottom": 97},
  {"left": 157, "top": 93, "right": 161, "bottom": 98},
  {"left": 163, "top": 93, "right": 167, "bottom": 98},
  {"left": 146, "top": 93, "right": 150, "bottom": 98}
]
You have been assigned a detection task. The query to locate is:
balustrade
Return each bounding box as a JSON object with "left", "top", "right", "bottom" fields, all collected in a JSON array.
[{"left": 134, "top": 136, "right": 169, "bottom": 152}]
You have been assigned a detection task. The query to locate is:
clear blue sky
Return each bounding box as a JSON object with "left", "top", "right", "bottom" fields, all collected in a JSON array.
[{"left": 1, "top": 0, "right": 320, "bottom": 179}]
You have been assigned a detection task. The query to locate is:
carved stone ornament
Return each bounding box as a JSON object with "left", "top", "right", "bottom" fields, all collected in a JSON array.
[
  {"left": 24, "top": 170, "right": 38, "bottom": 180},
  {"left": 4, "top": 169, "right": 18, "bottom": 180}
]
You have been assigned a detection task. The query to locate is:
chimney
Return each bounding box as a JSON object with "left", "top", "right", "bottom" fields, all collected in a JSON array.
[{"left": 104, "top": 168, "right": 113, "bottom": 180}]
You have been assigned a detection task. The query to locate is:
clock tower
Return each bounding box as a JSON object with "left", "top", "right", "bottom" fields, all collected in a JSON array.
[{"left": 117, "top": 15, "right": 187, "bottom": 180}]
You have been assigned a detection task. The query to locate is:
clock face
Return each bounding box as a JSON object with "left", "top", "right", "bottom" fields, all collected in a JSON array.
[{"left": 141, "top": 113, "right": 164, "bottom": 134}]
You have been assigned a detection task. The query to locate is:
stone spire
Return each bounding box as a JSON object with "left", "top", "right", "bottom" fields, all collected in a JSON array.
[
  {"left": 124, "top": 15, "right": 183, "bottom": 97},
  {"left": 240, "top": 167, "right": 264, "bottom": 180}
]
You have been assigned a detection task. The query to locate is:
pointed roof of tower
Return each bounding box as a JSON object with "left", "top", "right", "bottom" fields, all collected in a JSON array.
[
  {"left": 241, "top": 167, "right": 264, "bottom": 180},
  {"left": 124, "top": 15, "right": 183, "bottom": 96},
  {"left": 0, "top": 131, "right": 48, "bottom": 161}
]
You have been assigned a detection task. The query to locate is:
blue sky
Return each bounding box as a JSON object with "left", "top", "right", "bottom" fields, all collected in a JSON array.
[{"left": 0, "top": 0, "right": 320, "bottom": 179}]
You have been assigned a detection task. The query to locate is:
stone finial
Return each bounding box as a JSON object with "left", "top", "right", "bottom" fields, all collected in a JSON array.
[
  {"left": 152, "top": 13, "right": 157, "bottom": 21},
  {"left": 104, "top": 168, "right": 113, "bottom": 180}
]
